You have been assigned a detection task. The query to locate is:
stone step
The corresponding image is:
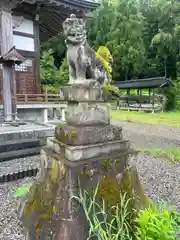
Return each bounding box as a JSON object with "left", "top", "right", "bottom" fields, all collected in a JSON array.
[
  {"left": 0, "top": 147, "right": 41, "bottom": 162},
  {"left": 0, "top": 126, "right": 54, "bottom": 143},
  {"left": 0, "top": 139, "right": 41, "bottom": 153},
  {"left": 47, "top": 137, "right": 130, "bottom": 162}
]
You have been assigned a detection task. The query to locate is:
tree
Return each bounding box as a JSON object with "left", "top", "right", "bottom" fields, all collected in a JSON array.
[
  {"left": 39, "top": 0, "right": 180, "bottom": 110},
  {"left": 151, "top": 30, "right": 174, "bottom": 77},
  {"left": 86, "top": 0, "right": 115, "bottom": 49},
  {"left": 150, "top": 0, "right": 176, "bottom": 77},
  {"left": 107, "top": 0, "right": 145, "bottom": 81},
  {"left": 59, "top": 58, "right": 69, "bottom": 84},
  {"left": 41, "top": 35, "right": 66, "bottom": 69},
  {"left": 40, "top": 49, "right": 58, "bottom": 86},
  {"left": 40, "top": 49, "right": 67, "bottom": 93}
]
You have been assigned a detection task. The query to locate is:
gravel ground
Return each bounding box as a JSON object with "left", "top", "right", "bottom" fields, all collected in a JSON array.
[
  {"left": 113, "top": 120, "right": 180, "bottom": 148},
  {"left": 137, "top": 153, "right": 180, "bottom": 210},
  {"left": 113, "top": 120, "right": 180, "bottom": 209},
  {"left": 0, "top": 156, "right": 40, "bottom": 176},
  {"left": 0, "top": 177, "right": 36, "bottom": 240},
  {"left": 0, "top": 156, "right": 40, "bottom": 240},
  {"left": 0, "top": 121, "right": 180, "bottom": 239}
]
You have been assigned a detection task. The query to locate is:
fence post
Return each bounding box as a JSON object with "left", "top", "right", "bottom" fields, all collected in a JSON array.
[
  {"left": 45, "top": 88, "right": 48, "bottom": 103},
  {"left": 25, "top": 94, "right": 28, "bottom": 103},
  {"left": 61, "top": 107, "right": 66, "bottom": 122}
]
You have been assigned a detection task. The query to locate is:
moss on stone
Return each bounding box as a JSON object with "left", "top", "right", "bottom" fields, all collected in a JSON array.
[
  {"left": 103, "top": 159, "right": 111, "bottom": 170},
  {"left": 55, "top": 124, "right": 77, "bottom": 144},
  {"left": 97, "top": 165, "right": 151, "bottom": 213},
  {"left": 21, "top": 158, "right": 60, "bottom": 232},
  {"left": 94, "top": 165, "right": 151, "bottom": 235}
]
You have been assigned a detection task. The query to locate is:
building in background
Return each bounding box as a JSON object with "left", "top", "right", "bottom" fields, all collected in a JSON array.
[{"left": 0, "top": 0, "right": 98, "bottom": 121}]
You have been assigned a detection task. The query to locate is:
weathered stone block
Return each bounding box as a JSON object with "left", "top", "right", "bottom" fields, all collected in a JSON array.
[
  {"left": 33, "top": 128, "right": 54, "bottom": 138},
  {"left": 20, "top": 146, "right": 138, "bottom": 239},
  {"left": 55, "top": 124, "right": 123, "bottom": 145},
  {"left": 47, "top": 137, "right": 130, "bottom": 161},
  {"left": 66, "top": 103, "right": 110, "bottom": 126},
  {"left": 60, "top": 84, "right": 107, "bottom": 102}
]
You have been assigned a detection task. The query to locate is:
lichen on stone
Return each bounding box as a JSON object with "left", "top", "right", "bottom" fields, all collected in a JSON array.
[
  {"left": 55, "top": 124, "right": 77, "bottom": 144},
  {"left": 96, "top": 164, "right": 151, "bottom": 216},
  {"left": 19, "top": 158, "right": 60, "bottom": 233}
]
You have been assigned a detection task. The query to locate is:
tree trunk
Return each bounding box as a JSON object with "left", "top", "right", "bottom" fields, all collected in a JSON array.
[{"left": 125, "top": 68, "right": 128, "bottom": 80}]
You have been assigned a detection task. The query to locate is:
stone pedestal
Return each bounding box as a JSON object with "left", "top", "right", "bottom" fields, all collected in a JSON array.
[{"left": 18, "top": 84, "right": 150, "bottom": 240}]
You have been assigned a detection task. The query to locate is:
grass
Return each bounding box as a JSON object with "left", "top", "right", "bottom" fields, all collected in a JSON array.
[
  {"left": 139, "top": 148, "right": 180, "bottom": 163},
  {"left": 72, "top": 184, "right": 180, "bottom": 240},
  {"left": 111, "top": 110, "right": 180, "bottom": 127}
]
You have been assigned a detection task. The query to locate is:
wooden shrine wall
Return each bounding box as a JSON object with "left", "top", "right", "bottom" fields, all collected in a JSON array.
[
  {"left": 0, "top": 57, "right": 39, "bottom": 102},
  {"left": 0, "top": 17, "right": 41, "bottom": 103}
]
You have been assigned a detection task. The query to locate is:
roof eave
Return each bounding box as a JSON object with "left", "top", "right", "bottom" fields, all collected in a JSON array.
[{"left": 114, "top": 77, "right": 172, "bottom": 89}]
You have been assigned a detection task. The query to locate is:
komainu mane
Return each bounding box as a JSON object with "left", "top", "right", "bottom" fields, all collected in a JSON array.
[{"left": 63, "top": 14, "right": 112, "bottom": 86}]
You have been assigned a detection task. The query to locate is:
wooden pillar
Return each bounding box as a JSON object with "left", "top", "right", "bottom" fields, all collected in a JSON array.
[
  {"left": 127, "top": 89, "right": 130, "bottom": 108},
  {"left": 0, "top": 10, "right": 14, "bottom": 122},
  {"left": 12, "top": 64, "right": 18, "bottom": 120},
  {"left": 139, "top": 89, "right": 142, "bottom": 109},
  {"left": 152, "top": 88, "right": 155, "bottom": 113},
  {"left": 149, "top": 88, "right": 151, "bottom": 105},
  {"left": 34, "top": 13, "right": 41, "bottom": 93},
  {"left": 148, "top": 88, "right": 151, "bottom": 96}
]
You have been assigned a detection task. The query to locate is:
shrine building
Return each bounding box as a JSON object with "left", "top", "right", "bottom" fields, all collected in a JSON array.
[
  {"left": 0, "top": 0, "right": 98, "bottom": 122},
  {"left": 0, "top": 0, "right": 98, "bottom": 101}
]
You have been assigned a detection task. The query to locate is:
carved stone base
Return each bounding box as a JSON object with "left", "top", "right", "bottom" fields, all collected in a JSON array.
[
  {"left": 47, "top": 137, "right": 130, "bottom": 161},
  {"left": 60, "top": 83, "right": 111, "bottom": 102},
  {"left": 66, "top": 103, "right": 110, "bottom": 126},
  {"left": 18, "top": 83, "right": 150, "bottom": 240},
  {"left": 55, "top": 124, "right": 123, "bottom": 145}
]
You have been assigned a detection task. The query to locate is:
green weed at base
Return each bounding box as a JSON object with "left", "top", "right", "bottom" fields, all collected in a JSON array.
[
  {"left": 72, "top": 184, "right": 180, "bottom": 240},
  {"left": 136, "top": 203, "right": 179, "bottom": 240},
  {"left": 72, "top": 184, "right": 136, "bottom": 240}
]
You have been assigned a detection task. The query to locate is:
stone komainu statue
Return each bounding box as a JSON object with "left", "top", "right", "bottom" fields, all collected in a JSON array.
[{"left": 63, "top": 14, "right": 112, "bottom": 86}]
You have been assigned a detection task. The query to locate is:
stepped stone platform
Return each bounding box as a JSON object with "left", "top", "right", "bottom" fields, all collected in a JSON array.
[
  {"left": 0, "top": 122, "right": 54, "bottom": 143},
  {"left": 0, "top": 122, "right": 54, "bottom": 181}
]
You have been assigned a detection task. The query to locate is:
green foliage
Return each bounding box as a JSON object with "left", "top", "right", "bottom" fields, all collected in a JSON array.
[
  {"left": 59, "top": 57, "right": 69, "bottom": 84},
  {"left": 107, "top": 0, "right": 145, "bottom": 80},
  {"left": 173, "top": 80, "right": 180, "bottom": 110},
  {"left": 73, "top": 183, "right": 180, "bottom": 240},
  {"left": 14, "top": 183, "right": 33, "bottom": 197},
  {"left": 40, "top": 49, "right": 67, "bottom": 92},
  {"left": 86, "top": 0, "right": 115, "bottom": 49},
  {"left": 172, "top": 210, "right": 180, "bottom": 237},
  {"left": 41, "top": 35, "right": 66, "bottom": 69},
  {"left": 104, "top": 83, "right": 119, "bottom": 94},
  {"left": 41, "top": 84, "right": 58, "bottom": 94},
  {"left": 96, "top": 46, "right": 113, "bottom": 76},
  {"left": 139, "top": 147, "right": 180, "bottom": 162},
  {"left": 40, "top": 0, "right": 180, "bottom": 109},
  {"left": 96, "top": 46, "right": 113, "bottom": 83},
  {"left": 162, "top": 87, "right": 176, "bottom": 111},
  {"left": 40, "top": 49, "right": 58, "bottom": 84},
  {"left": 73, "top": 184, "right": 136, "bottom": 240},
  {"left": 136, "top": 204, "right": 179, "bottom": 240}
]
